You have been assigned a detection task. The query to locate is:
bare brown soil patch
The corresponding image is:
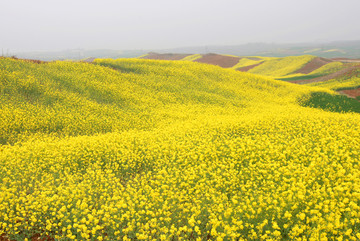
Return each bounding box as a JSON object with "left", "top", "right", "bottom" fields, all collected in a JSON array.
[
  {"left": 141, "top": 52, "right": 192, "bottom": 60},
  {"left": 293, "top": 65, "right": 360, "bottom": 84},
  {"left": 339, "top": 88, "right": 360, "bottom": 98},
  {"left": 237, "top": 62, "right": 264, "bottom": 72},
  {"left": 0, "top": 234, "right": 54, "bottom": 241},
  {"left": 194, "top": 53, "right": 241, "bottom": 68},
  {"left": 294, "top": 57, "right": 332, "bottom": 74},
  {"left": 0, "top": 234, "right": 11, "bottom": 241}
]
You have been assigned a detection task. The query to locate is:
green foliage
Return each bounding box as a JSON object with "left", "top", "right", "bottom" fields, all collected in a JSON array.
[{"left": 299, "top": 91, "right": 360, "bottom": 113}]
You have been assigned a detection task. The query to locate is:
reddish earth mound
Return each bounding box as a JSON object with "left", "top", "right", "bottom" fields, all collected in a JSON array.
[
  {"left": 194, "top": 53, "right": 241, "bottom": 68},
  {"left": 339, "top": 88, "right": 360, "bottom": 98},
  {"left": 294, "top": 57, "right": 332, "bottom": 74},
  {"left": 141, "top": 52, "right": 192, "bottom": 60},
  {"left": 237, "top": 62, "right": 264, "bottom": 72},
  {"left": 293, "top": 65, "right": 360, "bottom": 84}
]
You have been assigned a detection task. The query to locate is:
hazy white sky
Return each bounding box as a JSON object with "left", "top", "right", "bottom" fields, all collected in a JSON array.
[{"left": 1, "top": 0, "right": 360, "bottom": 51}]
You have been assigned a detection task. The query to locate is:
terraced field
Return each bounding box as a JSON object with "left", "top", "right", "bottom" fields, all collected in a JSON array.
[{"left": 1, "top": 57, "right": 360, "bottom": 240}]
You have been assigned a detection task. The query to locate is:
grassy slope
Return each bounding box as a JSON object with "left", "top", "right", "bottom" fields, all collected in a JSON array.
[
  {"left": 0, "top": 57, "right": 321, "bottom": 145},
  {"left": 1, "top": 58, "right": 360, "bottom": 240}
]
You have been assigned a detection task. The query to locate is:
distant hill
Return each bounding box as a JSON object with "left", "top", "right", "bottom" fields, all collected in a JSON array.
[
  {"left": 159, "top": 40, "right": 360, "bottom": 58},
  {"left": 8, "top": 40, "right": 360, "bottom": 61},
  {"left": 11, "top": 49, "right": 148, "bottom": 61}
]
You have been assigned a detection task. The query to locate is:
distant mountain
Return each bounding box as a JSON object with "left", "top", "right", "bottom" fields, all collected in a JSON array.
[
  {"left": 158, "top": 40, "right": 360, "bottom": 58},
  {"left": 8, "top": 40, "right": 360, "bottom": 60}
]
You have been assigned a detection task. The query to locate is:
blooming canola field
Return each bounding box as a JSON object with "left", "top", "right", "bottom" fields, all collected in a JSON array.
[{"left": 1, "top": 58, "right": 360, "bottom": 240}]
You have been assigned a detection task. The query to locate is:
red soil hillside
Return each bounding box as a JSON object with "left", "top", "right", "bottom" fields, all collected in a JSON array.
[
  {"left": 140, "top": 52, "right": 192, "bottom": 60},
  {"left": 294, "top": 57, "right": 332, "bottom": 74},
  {"left": 194, "top": 53, "right": 241, "bottom": 68}
]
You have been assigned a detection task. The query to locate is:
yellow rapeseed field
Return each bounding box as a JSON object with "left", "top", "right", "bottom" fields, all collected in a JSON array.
[
  {"left": 247, "top": 55, "right": 315, "bottom": 78},
  {"left": 1, "top": 57, "right": 360, "bottom": 240}
]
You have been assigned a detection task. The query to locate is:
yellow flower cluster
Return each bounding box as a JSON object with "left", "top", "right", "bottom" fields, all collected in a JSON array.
[{"left": 0, "top": 57, "right": 360, "bottom": 240}]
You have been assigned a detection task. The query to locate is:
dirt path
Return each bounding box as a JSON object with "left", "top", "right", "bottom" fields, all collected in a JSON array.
[
  {"left": 237, "top": 62, "right": 264, "bottom": 72},
  {"left": 194, "top": 53, "right": 241, "bottom": 68},
  {"left": 246, "top": 57, "right": 262, "bottom": 61}
]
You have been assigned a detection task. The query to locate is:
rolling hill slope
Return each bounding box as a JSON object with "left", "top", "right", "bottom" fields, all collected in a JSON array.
[
  {"left": 140, "top": 53, "right": 360, "bottom": 99},
  {"left": 1, "top": 57, "right": 360, "bottom": 240},
  {"left": 0, "top": 57, "right": 321, "bottom": 144}
]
